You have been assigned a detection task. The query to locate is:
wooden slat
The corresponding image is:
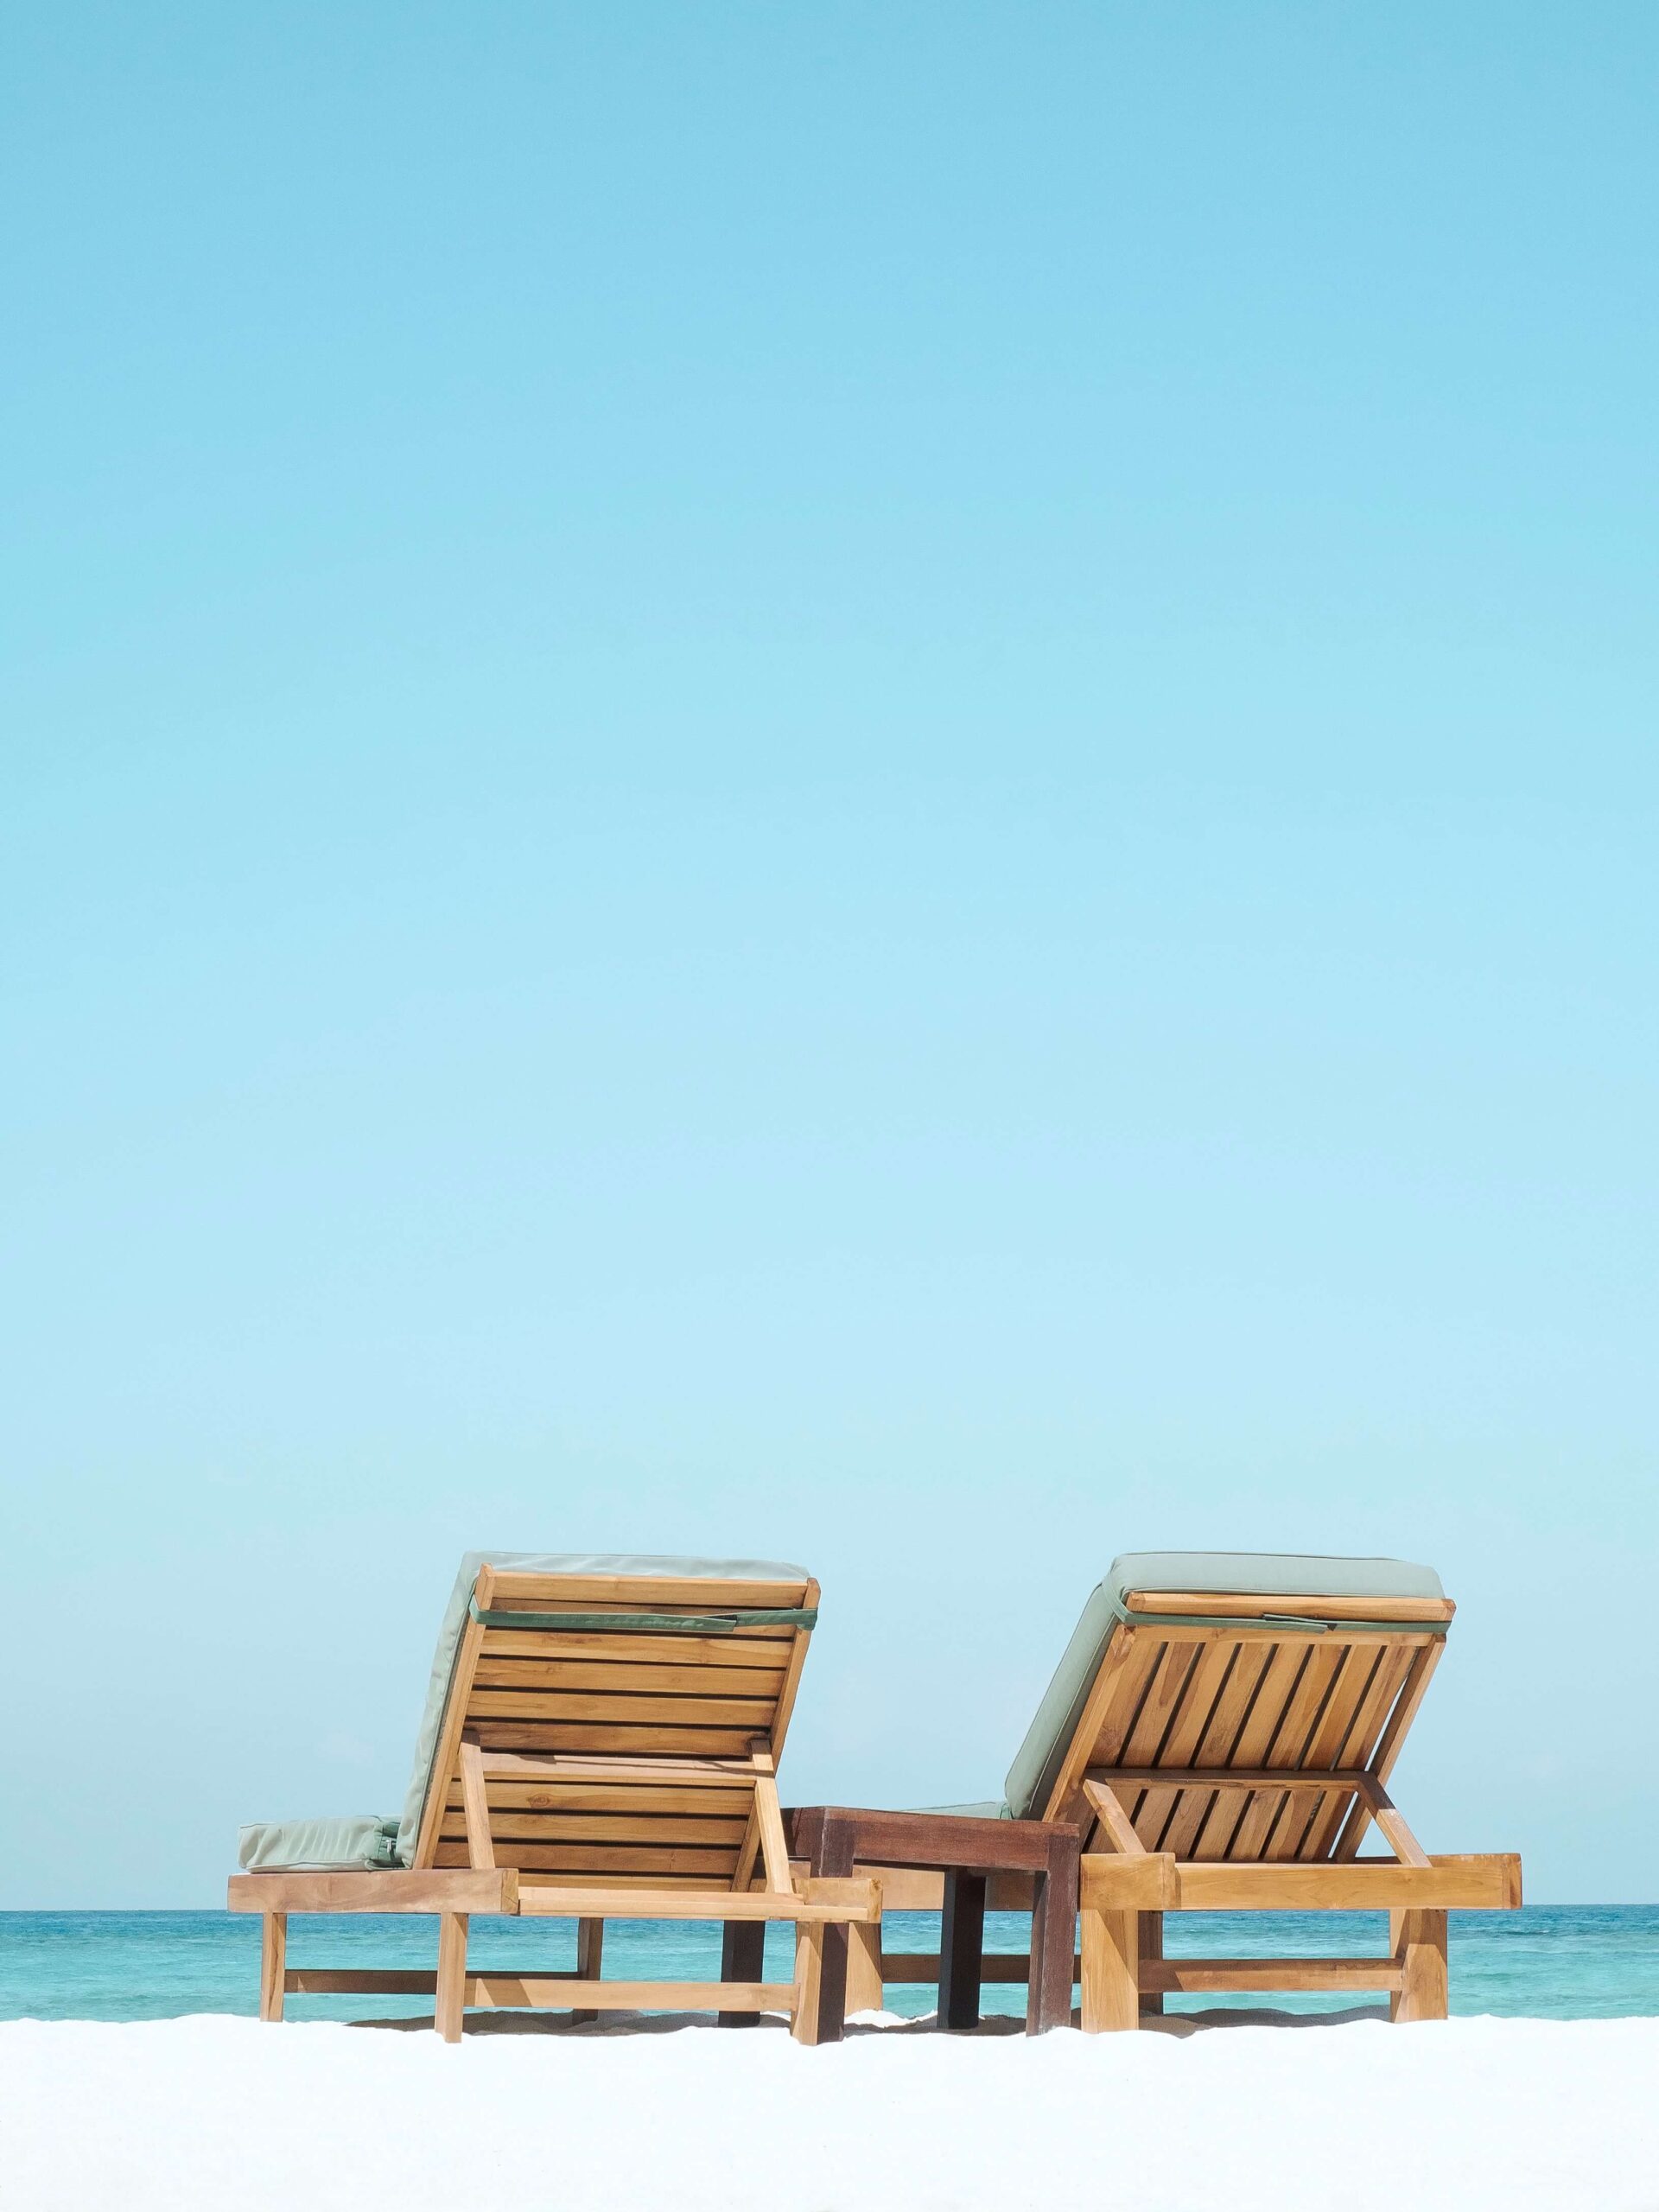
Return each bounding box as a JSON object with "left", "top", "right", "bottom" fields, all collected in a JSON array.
[
  {"left": 475, "top": 1751, "right": 759, "bottom": 1783},
  {"left": 479, "top": 1630, "right": 791, "bottom": 1667},
  {"left": 1257, "top": 1642, "right": 1350, "bottom": 1859},
  {"left": 228, "top": 1869, "right": 517, "bottom": 1915},
  {"left": 516, "top": 1878, "right": 880, "bottom": 1922},
  {"left": 1134, "top": 1639, "right": 1242, "bottom": 1853},
  {"left": 474, "top": 1658, "right": 786, "bottom": 1695},
  {"left": 288, "top": 1966, "right": 789, "bottom": 2011},
  {"left": 412, "top": 1607, "right": 489, "bottom": 1868},
  {"left": 458, "top": 1740, "right": 494, "bottom": 1871},
  {"left": 1114, "top": 1640, "right": 1196, "bottom": 1766},
  {"left": 1107, "top": 1640, "right": 1198, "bottom": 1840},
  {"left": 1155, "top": 1641, "right": 1274, "bottom": 1861},
  {"left": 467, "top": 1692, "right": 779, "bottom": 1726},
  {"left": 1174, "top": 1858, "right": 1514, "bottom": 1910},
  {"left": 766, "top": 1582, "right": 819, "bottom": 1763},
  {"left": 472, "top": 1724, "right": 760, "bottom": 1756},
  {"left": 1040, "top": 1625, "right": 1160, "bottom": 1823},
  {"left": 435, "top": 1842, "right": 740, "bottom": 1874},
  {"left": 1185, "top": 1639, "right": 1306, "bottom": 1862},
  {"left": 448, "top": 1782, "right": 752, "bottom": 1817},
  {"left": 1106, "top": 1765, "right": 1370, "bottom": 1789},
  {"left": 1278, "top": 1642, "right": 1379, "bottom": 1861},
  {"left": 440, "top": 1811, "right": 751, "bottom": 1846},
  {"left": 1152, "top": 1625, "right": 1443, "bottom": 1650},
  {"left": 470, "top": 1977, "right": 797, "bottom": 2010},
  {"left": 1300, "top": 1640, "right": 1415, "bottom": 1860},
  {"left": 1333, "top": 1640, "right": 1444, "bottom": 1858},
  {"left": 1143, "top": 1957, "right": 1402, "bottom": 1993},
  {"left": 286, "top": 1969, "right": 449, "bottom": 1993},
  {"left": 486, "top": 1573, "right": 809, "bottom": 1609},
  {"left": 1123, "top": 1590, "right": 1455, "bottom": 1624},
  {"left": 518, "top": 1872, "right": 726, "bottom": 1892},
  {"left": 1300, "top": 1642, "right": 1381, "bottom": 1769},
  {"left": 285, "top": 1967, "right": 797, "bottom": 2012},
  {"left": 1077, "top": 1853, "right": 1520, "bottom": 1912}
]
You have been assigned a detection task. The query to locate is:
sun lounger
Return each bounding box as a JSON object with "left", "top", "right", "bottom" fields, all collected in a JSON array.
[
  {"left": 228, "top": 1553, "right": 880, "bottom": 2041},
  {"left": 790, "top": 1551, "right": 1520, "bottom": 2031}
]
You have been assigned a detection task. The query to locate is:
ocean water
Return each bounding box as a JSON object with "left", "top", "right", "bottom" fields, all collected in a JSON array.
[{"left": 3, "top": 1906, "right": 1656, "bottom": 2025}]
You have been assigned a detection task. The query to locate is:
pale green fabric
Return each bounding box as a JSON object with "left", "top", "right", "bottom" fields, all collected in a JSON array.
[
  {"left": 234, "top": 1553, "right": 810, "bottom": 1874},
  {"left": 1000, "top": 1550, "right": 1445, "bottom": 1822},
  {"left": 237, "top": 1815, "right": 399, "bottom": 1872}
]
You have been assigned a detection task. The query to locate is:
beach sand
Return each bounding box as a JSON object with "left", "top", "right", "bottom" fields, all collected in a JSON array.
[{"left": 3, "top": 2010, "right": 1655, "bottom": 2210}]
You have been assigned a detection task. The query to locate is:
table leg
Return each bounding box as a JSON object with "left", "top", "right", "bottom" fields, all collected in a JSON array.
[
  {"left": 718, "top": 1920, "right": 766, "bottom": 2026},
  {"left": 1027, "top": 1827, "right": 1079, "bottom": 2033},
  {"left": 810, "top": 1812, "right": 856, "bottom": 2044},
  {"left": 940, "top": 1870, "right": 987, "bottom": 2031}
]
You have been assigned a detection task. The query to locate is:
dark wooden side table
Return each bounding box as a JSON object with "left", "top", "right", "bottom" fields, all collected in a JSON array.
[{"left": 785, "top": 1806, "right": 1080, "bottom": 2040}]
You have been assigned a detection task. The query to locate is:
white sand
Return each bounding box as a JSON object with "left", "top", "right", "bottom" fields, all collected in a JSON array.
[{"left": 3, "top": 2012, "right": 1656, "bottom": 2211}]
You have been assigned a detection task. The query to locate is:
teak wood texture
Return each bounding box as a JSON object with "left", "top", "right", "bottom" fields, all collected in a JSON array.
[
  {"left": 228, "top": 1566, "right": 880, "bottom": 2043},
  {"left": 1059, "top": 1586, "right": 1519, "bottom": 2029},
  {"left": 790, "top": 1583, "right": 1519, "bottom": 2035}
]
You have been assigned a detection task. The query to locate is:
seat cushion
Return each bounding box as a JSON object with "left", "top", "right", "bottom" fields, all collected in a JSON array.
[
  {"left": 237, "top": 1814, "right": 401, "bottom": 1872},
  {"left": 1001, "top": 1550, "right": 1446, "bottom": 1822}
]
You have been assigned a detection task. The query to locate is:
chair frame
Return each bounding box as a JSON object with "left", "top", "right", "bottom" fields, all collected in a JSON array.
[
  {"left": 228, "top": 1566, "right": 880, "bottom": 2042},
  {"left": 791, "top": 1582, "right": 1520, "bottom": 2030}
]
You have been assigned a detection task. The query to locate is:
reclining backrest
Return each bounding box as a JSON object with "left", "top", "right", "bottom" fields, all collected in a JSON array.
[
  {"left": 1005, "top": 1551, "right": 1453, "bottom": 1864},
  {"left": 398, "top": 1553, "right": 817, "bottom": 1888}
]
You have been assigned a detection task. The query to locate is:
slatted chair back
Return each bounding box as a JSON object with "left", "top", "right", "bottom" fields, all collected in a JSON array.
[
  {"left": 411, "top": 1563, "right": 819, "bottom": 1892},
  {"left": 1039, "top": 1578, "right": 1455, "bottom": 1866}
]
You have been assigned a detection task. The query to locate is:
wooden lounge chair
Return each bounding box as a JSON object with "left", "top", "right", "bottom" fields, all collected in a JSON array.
[
  {"left": 791, "top": 1551, "right": 1520, "bottom": 2031},
  {"left": 228, "top": 1553, "right": 880, "bottom": 2041}
]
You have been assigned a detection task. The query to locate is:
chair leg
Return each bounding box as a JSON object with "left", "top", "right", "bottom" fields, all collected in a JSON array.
[
  {"left": 435, "top": 1911, "right": 468, "bottom": 2043},
  {"left": 1080, "top": 1904, "right": 1140, "bottom": 2031},
  {"left": 939, "top": 1870, "right": 987, "bottom": 2031},
  {"left": 570, "top": 1917, "right": 603, "bottom": 2024},
  {"left": 718, "top": 1919, "right": 766, "bottom": 2026},
  {"left": 259, "top": 1912, "right": 287, "bottom": 2022},
  {"left": 791, "top": 1920, "right": 825, "bottom": 2045},
  {"left": 846, "top": 1921, "right": 885, "bottom": 2015},
  {"left": 1390, "top": 1908, "right": 1448, "bottom": 2022}
]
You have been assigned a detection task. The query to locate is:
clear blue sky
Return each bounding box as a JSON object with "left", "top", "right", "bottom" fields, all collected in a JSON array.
[{"left": 2, "top": 3, "right": 1654, "bottom": 1908}]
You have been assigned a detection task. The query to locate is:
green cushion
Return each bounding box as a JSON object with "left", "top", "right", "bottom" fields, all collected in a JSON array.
[
  {"left": 237, "top": 1815, "right": 400, "bottom": 1872},
  {"left": 392, "top": 1552, "right": 810, "bottom": 1866},
  {"left": 1000, "top": 1550, "right": 1446, "bottom": 1822}
]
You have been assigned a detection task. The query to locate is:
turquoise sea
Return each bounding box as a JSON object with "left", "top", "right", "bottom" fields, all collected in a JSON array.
[{"left": 3, "top": 1907, "right": 1656, "bottom": 2025}]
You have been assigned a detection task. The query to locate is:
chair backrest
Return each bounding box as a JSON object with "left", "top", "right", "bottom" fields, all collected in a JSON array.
[
  {"left": 407, "top": 1555, "right": 819, "bottom": 1891},
  {"left": 1014, "top": 1552, "right": 1453, "bottom": 1864}
]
